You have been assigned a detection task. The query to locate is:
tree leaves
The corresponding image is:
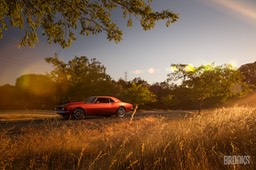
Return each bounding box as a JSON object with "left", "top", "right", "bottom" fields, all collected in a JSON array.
[
  {"left": 239, "top": 62, "right": 256, "bottom": 89},
  {"left": 0, "top": 0, "right": 8, "bottom": 39},
  {"left": 45, "top": 54, "right": 114, "bottom": 101},
  {"left": 0, "top": 0, "right": 179, "bottom": 48},
  {"left": 168, "top": 63, "right": 251, "bottom": 111},
  {"left": 123, "top": 83, "right": 156, "bottom": 106}
]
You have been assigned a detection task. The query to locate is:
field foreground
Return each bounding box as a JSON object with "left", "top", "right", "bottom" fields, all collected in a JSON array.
[
  {"left": 0, "top": 110, "right": 59, "bottom": 122},
  {"left": 0, "top": 106, "right": 255, "bottom": 170}
]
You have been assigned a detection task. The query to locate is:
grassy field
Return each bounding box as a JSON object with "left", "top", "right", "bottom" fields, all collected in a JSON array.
[
  {"left": 0, "top": 106, "right": 255, "bottom": 169},
  {"left": 0, "top": 110, "right": 60, "bottom": 121}
]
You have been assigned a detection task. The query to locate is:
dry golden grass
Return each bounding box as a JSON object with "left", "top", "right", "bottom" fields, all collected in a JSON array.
[
  {"left": 0, "top": 110, "right": 59, "bottom": 121},
  {"left": 0, "top": 106, "right": 255, "bottom": 169}
]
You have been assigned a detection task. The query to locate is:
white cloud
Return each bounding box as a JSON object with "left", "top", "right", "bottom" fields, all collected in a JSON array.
[
  {"left": 148, "top": 67, "right": 155, "bottom": 74},
  {"left": 133, "top": 69, "right": 142, "bottom": 75}
]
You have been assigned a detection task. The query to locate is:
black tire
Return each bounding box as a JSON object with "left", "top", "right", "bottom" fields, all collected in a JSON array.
[
  {"left": 116, "top": 107, "right": 126, "bottom": 118},
  {"left": 73, "top": 108, "right": 85, "bottom": 120}
]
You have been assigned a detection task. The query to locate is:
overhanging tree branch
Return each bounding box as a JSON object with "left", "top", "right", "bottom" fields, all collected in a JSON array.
[{"left": 0, "top": 0, "right": 179, "bottom": 48}]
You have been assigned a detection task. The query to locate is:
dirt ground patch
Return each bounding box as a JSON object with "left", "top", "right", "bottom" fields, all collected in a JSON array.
[{"left": 0, "top": 110, "right": 59, "bottom": 121}]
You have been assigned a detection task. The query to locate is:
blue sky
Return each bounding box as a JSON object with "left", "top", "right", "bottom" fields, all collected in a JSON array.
[{"left": 0, "top": 0, "right": 256, "bottom": 85}]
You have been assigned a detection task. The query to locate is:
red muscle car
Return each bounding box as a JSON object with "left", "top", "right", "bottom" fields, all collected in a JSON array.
[{"left": 55, "top": 96, "right": 133, "bottom": 120}]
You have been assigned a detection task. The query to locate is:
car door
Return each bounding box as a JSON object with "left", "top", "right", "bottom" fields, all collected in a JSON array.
[{"left": 94, "top": 97, "right": 112, "bottom": 115}]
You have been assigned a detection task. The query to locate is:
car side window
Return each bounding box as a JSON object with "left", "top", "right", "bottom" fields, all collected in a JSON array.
[{"left": 96, "top": 97, "right": 110, "bottom": 103}]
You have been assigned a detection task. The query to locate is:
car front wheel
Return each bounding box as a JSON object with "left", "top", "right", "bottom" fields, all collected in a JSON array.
[
  {"left": 116, "top": 107, "right": 126, "bottom": 118},
  {"left": 73, "top": 108, "right": 85, "bottom": 120}
]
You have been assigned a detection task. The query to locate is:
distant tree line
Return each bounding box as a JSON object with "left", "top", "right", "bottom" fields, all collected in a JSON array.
[{"left": 0, "top": 55, "right": 255, "bottom": 111}]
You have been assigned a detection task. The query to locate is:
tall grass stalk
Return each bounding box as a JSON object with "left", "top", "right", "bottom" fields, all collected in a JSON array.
[{"left": 0, "top": 106, "right": 255, "bottom": 169}]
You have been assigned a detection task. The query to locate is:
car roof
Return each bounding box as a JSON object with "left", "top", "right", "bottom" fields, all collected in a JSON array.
[{"left": 93, "top": 96, "right": 121, "bottom": 102}]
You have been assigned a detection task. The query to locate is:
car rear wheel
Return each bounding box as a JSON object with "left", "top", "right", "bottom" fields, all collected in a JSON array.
[
  {"left": 73, "top": 108, "right": 85, "bottom": 120},
  {"left": 116, "top": 107, "right": 126, "bottom": 118}
]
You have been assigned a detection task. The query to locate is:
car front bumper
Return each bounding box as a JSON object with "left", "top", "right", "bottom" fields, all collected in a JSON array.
[{"left": 55, "top": 110, "right": 69, "bottom": 114}]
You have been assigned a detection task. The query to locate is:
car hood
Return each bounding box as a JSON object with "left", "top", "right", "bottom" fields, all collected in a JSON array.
[
  {"left": 66, "top": 102, "right": 85, "bottom": 106},
  {"left": 56, "top": 102, "right": 85, "bottom": 107}
]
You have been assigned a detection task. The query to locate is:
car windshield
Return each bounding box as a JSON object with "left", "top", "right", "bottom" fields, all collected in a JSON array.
[{"left": 86, "top": 96, "right": 97, "bottom": 103}]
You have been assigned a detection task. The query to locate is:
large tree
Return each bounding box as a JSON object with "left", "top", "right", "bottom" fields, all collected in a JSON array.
[
  {"left": 45, "top": 54, "right": 116, "bottom": 102},
  {"left": 122, "top": 82, "right": 156, "bottom": 107},
  {"left": 168, "top": 63, "right": 251, "bottom": 112},
  {"left": 0, "top": 74, "right": 57, "bottom": 109},
  {"left": 16, "top": 74, "right": 56, "bottom": 97},
  {"left": 0, "top": 0, "right": 179, "bottom": 48},
  {"left": 239, "top": 61, "right": 256, "bottom": 89},
  {"left": 15, "top": 74, "right": 57, "bottom": 109},
  {"left": 149, "top": 81, "right": 173, "bottom": 109}
]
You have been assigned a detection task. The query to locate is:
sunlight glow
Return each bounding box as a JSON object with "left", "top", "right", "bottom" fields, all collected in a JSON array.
[
  {"left": 185, "top": 64, "right": 195, "bottom": 72},
  {"left": 171, "top": 66, "right": 178, "bottom": 72},
  {"left": 228, "top": 60, "right": 238, "bottom": 68},
  {"left": 148, "top": 68, "right": 156, "bottom": 74},
  {"left": 203, "top": 64, "right": 214, "bottom": 71},
  {"left": 133, "top": 69, "right": 142, "bottom": 75},
  {"left": 211, "top": 0, "right": 256, "bottom": 25}
]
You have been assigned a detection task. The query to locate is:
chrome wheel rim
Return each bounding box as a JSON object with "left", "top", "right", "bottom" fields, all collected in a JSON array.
[
  {"left": 73, "top": 109, "right": 84, "bottom": 120},
  {"left": 117, "top": 107, "right": 125, "bottom": 117}
]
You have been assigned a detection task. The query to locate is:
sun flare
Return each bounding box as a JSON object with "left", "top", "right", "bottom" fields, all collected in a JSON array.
[{"left": 210, "top": 0, "right": 256, "bottom": 25}]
